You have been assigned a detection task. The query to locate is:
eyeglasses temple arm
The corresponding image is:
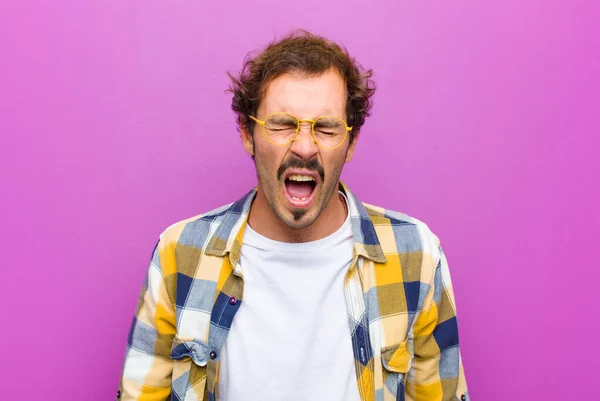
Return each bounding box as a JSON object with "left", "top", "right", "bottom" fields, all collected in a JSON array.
[{"left": 248, "top": 115, "right": 265, "bottom": 126}]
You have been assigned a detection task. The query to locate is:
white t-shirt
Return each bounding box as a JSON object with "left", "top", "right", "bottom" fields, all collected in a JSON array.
[{"left": 217, "top": 195, "right": 361, "bottom": 401}]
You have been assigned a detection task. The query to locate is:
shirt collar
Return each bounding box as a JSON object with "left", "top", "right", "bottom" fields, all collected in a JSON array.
[{"left": 205, "top": 181, "right": 387, "bottom": 266}]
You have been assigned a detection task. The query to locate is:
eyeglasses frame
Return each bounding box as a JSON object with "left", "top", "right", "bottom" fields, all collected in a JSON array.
[{"left": 248, "top": 112, "right": 353, "bottom": 150}]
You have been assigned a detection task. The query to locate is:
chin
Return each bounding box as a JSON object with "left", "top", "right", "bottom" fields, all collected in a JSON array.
[{"left": 276, "top": 204, "right": 319, "bottom": 229}]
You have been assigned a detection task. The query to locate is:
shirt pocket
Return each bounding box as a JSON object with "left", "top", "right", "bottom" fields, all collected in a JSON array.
[
  {"left": 381, "top": 340, "right": 412, "bottom": 401},
  {"left": 170, "top": 335, "right": 209, "bottom": 401}
]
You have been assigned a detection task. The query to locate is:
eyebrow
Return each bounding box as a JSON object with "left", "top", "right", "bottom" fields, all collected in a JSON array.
[
  {"left": 268, "top": 114, "right": 297, "bottom": 123},
  {"left": 313, "top": 118, "right": 339, "bottom": 127}
]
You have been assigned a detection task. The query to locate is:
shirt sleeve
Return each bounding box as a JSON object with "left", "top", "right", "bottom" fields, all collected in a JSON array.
[
  {"left": 117, "top": 238, "right": 177, "bottom": 401},
  {"left": 406, "top": 241, "right": 469, "bottom": 401}
]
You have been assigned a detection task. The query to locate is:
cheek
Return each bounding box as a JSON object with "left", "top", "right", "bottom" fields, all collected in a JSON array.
[
  {"left": 255, "top": 143, "right": 286, "bottom": 175},
  {"left": 323, "top": 151, "right": 348, "bottom": 177}
]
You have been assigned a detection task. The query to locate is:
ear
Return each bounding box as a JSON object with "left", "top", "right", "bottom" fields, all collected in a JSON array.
[
  {"left": 344, "top": 132, "right": 359, "bottom": 163},
  {"left": 240, "top": 125, "right": 255, "bottom": 157}
]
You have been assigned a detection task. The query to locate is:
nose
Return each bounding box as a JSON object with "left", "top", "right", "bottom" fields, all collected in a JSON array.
[{"left": 289, "top": 122, "right": 318, "bottom": 160}]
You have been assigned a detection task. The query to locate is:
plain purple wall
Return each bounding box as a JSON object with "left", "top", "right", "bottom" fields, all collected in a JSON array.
[{"left": 1, "top": 1, "right": 598, "bottom": 400}]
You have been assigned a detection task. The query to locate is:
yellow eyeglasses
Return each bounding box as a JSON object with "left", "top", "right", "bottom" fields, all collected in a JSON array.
[{"left": 249, "top": 112, "right": 352, "bottom": 150}]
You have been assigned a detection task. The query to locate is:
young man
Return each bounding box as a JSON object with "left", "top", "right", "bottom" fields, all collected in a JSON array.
[{"left": 117, "top": 31, "right": 469, "bottom": 401}]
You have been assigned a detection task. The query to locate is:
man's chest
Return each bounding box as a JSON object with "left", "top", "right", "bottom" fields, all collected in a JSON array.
[
  {"left": 175, "top": 249, "right": 419, "bottom": 351},
  {"left": 171, "top": 247, "right": 423, "bottom": 401},
  {"left": 216, "top": 245, "right": 360, "bottom": 400}
]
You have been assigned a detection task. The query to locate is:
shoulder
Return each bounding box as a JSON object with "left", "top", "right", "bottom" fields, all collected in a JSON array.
[
  {"left": 156, "top": 202, "right": 235, "bottom": 249},
  {"left": 364, "top": 202, "right": 441, "bottom": 251},
  {"left": 362, "top": 202, "right": 442, "bottom": 279}
]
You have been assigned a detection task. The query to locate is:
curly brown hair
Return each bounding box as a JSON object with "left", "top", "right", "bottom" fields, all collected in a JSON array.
[{"left": 228, "top": 30, "right": 376, "bottom": 144}]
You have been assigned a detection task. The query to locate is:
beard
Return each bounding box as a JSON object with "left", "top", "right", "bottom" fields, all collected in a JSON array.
[{"left": 254, "top": 151, "right": 345, "bottom": 229}]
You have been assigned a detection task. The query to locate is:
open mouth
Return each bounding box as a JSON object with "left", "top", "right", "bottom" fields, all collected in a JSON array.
[{"left": 283, "top": 173, "right": 318, "bottom": 208}]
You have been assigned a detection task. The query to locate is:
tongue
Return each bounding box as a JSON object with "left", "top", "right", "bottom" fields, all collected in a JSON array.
[{"left": 286, "top": 181, "right": 313, "bottom": 199}]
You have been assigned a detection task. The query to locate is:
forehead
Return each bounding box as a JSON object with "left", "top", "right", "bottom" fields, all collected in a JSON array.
[{"left": 259, "top": 69, "right": 347, "bottom": 118}]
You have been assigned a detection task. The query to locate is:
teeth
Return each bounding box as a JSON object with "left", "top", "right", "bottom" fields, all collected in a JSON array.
[
  {"left": 287, "top": 174, "right": 315, "bottom": 182},
  {"left": 291, "top": 196, "right": 309, "bottom": 201}
]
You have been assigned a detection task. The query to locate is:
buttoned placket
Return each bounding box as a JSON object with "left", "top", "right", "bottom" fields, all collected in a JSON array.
[
  {"left": 345, "top": 253, "right": 376, "bottom": 401},
  {"left": 206, "top": 258, "right": 245, "bottom": 401}
]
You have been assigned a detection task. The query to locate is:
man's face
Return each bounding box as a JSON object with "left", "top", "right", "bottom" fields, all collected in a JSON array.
[{"left": 242, "top": 69, "right": 357, "bottom": 229}]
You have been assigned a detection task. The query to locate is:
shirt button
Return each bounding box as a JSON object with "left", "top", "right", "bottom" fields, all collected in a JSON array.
[
  {"left": 209, "top": 351, "right": 217, "bottom": 360},
  {"left": 228, "top": 296, "right": 237, "bottom": 305}
]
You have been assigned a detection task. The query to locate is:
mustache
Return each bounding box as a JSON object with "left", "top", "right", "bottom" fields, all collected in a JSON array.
[{"left": 277, "top": 158, "right": 325, "bottom": 182}]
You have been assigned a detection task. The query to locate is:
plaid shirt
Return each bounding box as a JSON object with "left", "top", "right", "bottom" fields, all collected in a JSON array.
[{"left": 117, "top": 181, "right": 469, "bottom": 401}]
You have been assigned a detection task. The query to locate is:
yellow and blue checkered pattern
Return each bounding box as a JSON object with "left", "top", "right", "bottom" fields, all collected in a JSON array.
[{"left": 118, "top": 181, "right": 469, "bottom": 401}]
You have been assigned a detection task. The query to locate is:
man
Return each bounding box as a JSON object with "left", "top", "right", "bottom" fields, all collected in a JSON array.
[{"left": 117, "top": 30, "right": 469, "bottom": 401}]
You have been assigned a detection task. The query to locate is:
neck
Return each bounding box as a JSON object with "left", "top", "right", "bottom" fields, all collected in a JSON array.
[{"left": 248, "top": 183, "right": 347, "bottom": 243}]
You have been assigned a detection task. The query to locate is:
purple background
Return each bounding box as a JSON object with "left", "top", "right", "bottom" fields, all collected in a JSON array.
[{"left": 1, "top": 1, "right": 598, "bottom": 400}]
